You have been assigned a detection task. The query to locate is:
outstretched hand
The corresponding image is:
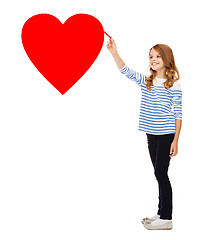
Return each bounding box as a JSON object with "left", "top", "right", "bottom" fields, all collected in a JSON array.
[{"left": 106, "top": 38, "right": 117, "bottom": 54}]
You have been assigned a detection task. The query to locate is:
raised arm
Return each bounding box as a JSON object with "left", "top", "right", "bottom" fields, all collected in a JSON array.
[{"left": 106, "top": 38, "right": 146, "bottom": 87}]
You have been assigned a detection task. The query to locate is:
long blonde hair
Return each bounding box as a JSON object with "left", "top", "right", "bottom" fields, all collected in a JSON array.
[{"left": 145, "top": 44, "right": 180, "bottom": 91}]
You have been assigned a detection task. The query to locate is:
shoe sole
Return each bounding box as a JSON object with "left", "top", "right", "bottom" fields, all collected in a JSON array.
[{"left": 145, "top": 227, "right": 172, "bottom": 230}]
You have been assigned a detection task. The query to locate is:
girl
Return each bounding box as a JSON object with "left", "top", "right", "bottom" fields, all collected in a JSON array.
[{"left": 106, "top": 38, "right": 182, "bottom": 230}]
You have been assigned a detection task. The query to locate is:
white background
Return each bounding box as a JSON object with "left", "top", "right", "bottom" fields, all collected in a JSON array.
[{"left": 0, "top": 0, "right": 224, "bottom": 239}]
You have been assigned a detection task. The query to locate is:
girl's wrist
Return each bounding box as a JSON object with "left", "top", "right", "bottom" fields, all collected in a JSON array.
[{"left": 111, "top": 50, "right": 118, "bottom": 56}]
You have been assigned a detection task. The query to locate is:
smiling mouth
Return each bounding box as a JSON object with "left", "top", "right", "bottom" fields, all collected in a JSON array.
[{"left": 151, "top": 62, "right": 159, "bottom": 66}]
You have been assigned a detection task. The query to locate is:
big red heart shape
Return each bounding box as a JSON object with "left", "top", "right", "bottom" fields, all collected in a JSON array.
[{"left": 22, "top": 13, "right": 104, "bottom": 94}]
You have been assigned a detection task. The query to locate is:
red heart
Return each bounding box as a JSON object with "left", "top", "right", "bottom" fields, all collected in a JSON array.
[{"left": 21, "top": 13, "right": 104, "bottom": 94}]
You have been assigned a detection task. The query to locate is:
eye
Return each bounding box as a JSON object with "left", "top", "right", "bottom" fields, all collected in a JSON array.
[{"left": 157, "top": 55, "right": 161, "bottom": 58}]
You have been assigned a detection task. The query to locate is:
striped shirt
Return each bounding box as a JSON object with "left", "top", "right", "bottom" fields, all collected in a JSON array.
[{"left": 119, "top": 64, "right": 182, "bottom": 135}]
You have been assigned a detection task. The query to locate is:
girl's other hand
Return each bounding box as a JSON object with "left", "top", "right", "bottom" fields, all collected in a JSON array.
[
  {"left": 106, "top": 38, "right": 117, "bottom": 54},
  {"left": 169, "top": 141, "right": 178, "bottom": 157}
]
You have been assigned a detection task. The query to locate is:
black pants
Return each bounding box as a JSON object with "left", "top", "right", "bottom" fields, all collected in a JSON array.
[{"left": 146, "top": 133, "right": 175, "bottom": 220}]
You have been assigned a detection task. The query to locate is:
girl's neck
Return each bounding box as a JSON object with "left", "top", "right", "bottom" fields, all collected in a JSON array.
[{"left": 156, "top": 68, "right": 167, "bottom": 79}]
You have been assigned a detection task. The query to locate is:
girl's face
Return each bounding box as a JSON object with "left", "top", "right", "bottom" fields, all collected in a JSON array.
[{"left": 149, "top": 48, "right": 165, "bottom": 71}]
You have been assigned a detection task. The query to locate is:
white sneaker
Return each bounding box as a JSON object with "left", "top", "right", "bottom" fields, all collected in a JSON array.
[
  {"left": 141, "top": 214, "right": 160, "bottom": 224},
  {"left": 144, "top": 218, "right": 173, "bottom": 230}
]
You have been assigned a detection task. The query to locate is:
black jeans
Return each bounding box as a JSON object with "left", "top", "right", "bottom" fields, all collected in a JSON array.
[{"left": 146, "top": 133, "right": 175, "bottom": 220}]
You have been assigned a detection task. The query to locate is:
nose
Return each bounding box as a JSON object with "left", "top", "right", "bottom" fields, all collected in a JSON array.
[{"left": 151, "top": 57, "right": 156, "bottom": 62}]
